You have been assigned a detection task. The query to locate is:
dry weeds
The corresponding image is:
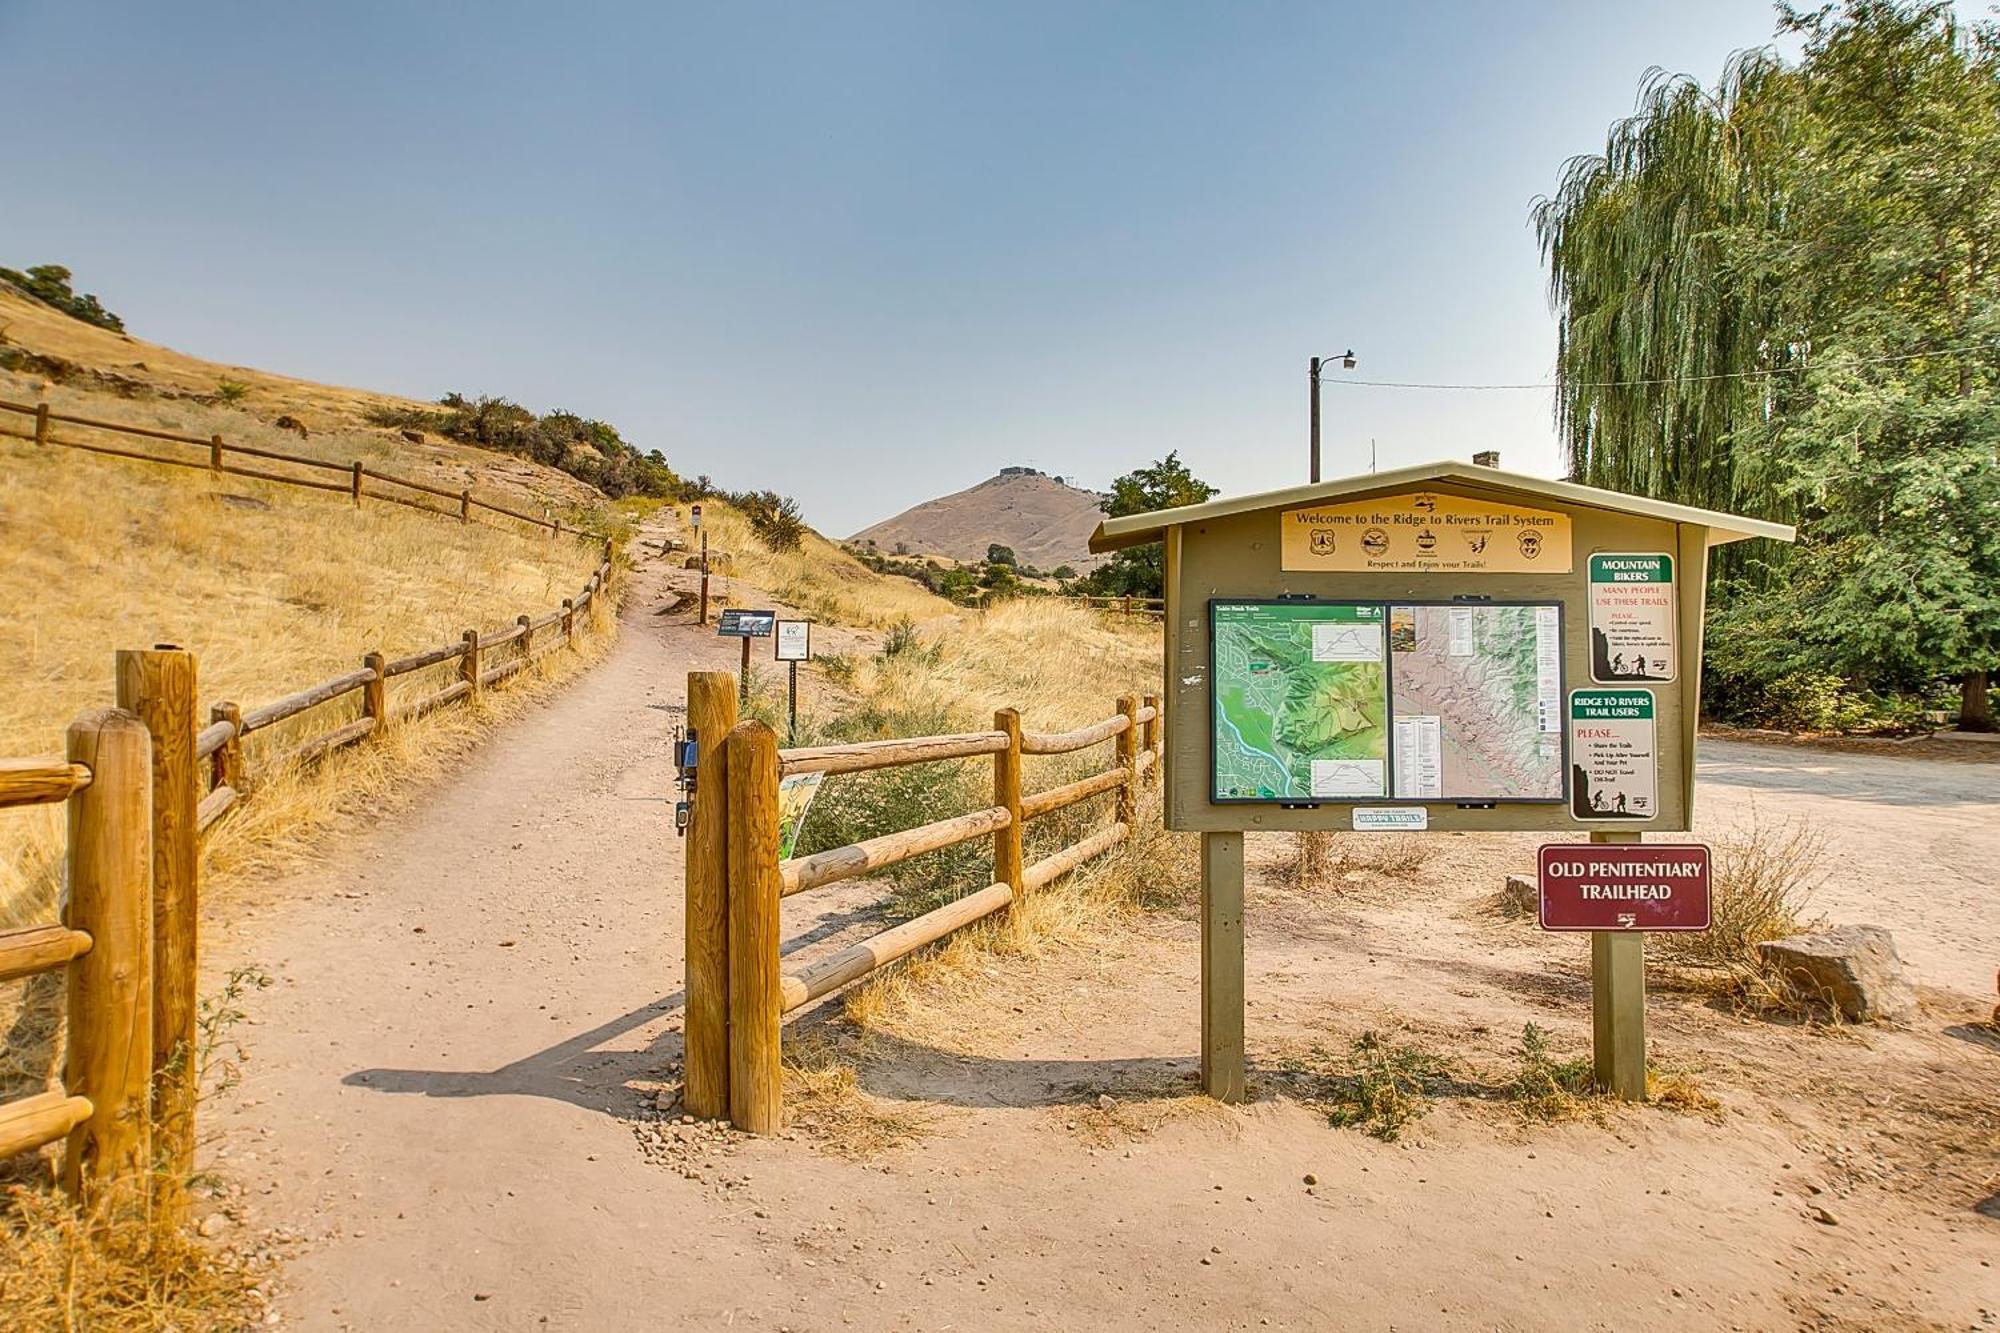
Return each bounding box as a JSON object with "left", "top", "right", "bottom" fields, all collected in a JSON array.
[
  {"left": 691, "top": 499, "right": 951, "bottom": 630},
  {"left": 782, "top": 1032, "right": 937, "bottom": 1157},
  {"left": 1283, "top": 830, "right": 1436, "bottom": 891}
]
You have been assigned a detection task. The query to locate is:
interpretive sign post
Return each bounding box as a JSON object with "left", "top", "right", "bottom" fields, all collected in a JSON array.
[
  {"left": 717, "top": 608, "right": 776, "bottom": 703},
  {"left": 1087, "top": 461, "right": 1792, "bottom": 1103},
  {"left": 773, "top": 620, "right": 811, "bottom": 742}
]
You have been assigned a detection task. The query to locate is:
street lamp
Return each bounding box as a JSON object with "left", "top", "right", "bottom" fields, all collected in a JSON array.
[{"left": 1308, "top": 350, "right": 1357, "bottom": 484}]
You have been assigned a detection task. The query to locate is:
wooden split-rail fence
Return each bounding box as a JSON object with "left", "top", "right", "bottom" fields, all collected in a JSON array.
[
  {"left": 1063, "top": 594, "right": 1165, "bottom": 620},
  {"left": 683, "top": 671, "right": 1162, "bottom": 1133},
  {"left": 0, "top": 397, "right": 578, "bottom": 537},
  {"left": 0, "top": 551, "right": 617, "bottom": 1214}
]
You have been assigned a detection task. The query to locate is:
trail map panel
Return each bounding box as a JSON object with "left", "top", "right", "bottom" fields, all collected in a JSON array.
[
  {"left": 1211, "top": 601, "right": 1388, "bottom": 801},
  {"left": 1387, "top": 603, "right": 1565, "bottom": 802}
]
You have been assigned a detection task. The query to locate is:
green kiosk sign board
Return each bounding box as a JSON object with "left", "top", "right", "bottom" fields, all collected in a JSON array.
[{"left": 1089, "top": 461, "right": 1793, "bottom": 1105}]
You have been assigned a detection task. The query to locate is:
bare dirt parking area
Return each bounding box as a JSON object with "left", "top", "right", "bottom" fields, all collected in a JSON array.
[{"left": 206, "top": 543, "right": 2000, "bottom": 1331}]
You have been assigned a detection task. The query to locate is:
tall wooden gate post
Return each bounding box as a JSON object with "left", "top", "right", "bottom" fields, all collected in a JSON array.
[
  {"left": 114, "top": 646, "right": 199, "bottom": 1199},
  {"left": 683, "top": 672, "right": 737, "bottom": 1120},
  {"left": 1200, "top": 831, "right": 1246, "bottom": 1103},
  {"left": 62, "top": 708, "right": 154, "bottom": 1211},
  {"left": 725, "top": 719, "right": 782, "bottom": 1134},
  {"left": 1590, "top": 829, "right": 1648, "bottom": 1100},
  {"left": 993, "top": 709, "right": 1024, "bottom": 897}
]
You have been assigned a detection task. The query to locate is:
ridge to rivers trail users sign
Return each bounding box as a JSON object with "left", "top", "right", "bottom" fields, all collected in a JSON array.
[{"left": 1538, "top": 843, "right": 1712, "bottom": 931}]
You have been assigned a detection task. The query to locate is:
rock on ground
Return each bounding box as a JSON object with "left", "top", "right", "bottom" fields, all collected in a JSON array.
[{"left": 1757, "top": 924, "right": 1919, "bottom": 1023}]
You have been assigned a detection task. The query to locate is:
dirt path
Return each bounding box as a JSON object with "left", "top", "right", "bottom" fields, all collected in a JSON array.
[{"left": 207, "top": 539, "right": 2000, "bottom": 1331}]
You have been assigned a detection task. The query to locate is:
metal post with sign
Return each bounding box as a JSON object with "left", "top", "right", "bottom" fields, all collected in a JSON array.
[
  {"left": 774, "top": 619, "right": 811, "bottom": 743},
  {"left": 1087, "top": 460, "right": 1792, "bottom": 1103},
  {"left": 716, "top": 608, "right": 776, "bottom": 702}
]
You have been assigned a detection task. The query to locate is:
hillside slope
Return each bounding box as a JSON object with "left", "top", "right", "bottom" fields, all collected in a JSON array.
[
  {"left": 849, "top": 468, "right": 1107, "bottom": 571},
  {"left": 0, "top": 287, "right": 602, "bottom": 516}
]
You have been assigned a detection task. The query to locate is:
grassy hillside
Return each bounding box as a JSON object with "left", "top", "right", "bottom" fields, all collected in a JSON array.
[
  {"left": 0, "top": 437, "right": 606, "bottom": 930},
  {"left": 692, "top": 499, "right": 957, "bottom": 629},
  {"left": 0, "top": 287, "right": 605, "bottom": 519}
]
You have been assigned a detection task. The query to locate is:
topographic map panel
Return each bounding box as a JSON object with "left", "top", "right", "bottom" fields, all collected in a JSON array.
[
  {"left": 1212, "top": 602, "right": 1388, "bottom": 800},
  {"left": 1387, "top": 603, "right": 1564, "bottom": 801}
]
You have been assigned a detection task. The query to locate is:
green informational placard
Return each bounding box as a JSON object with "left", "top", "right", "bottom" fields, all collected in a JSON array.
[
  {"left": 1569, "top": 688, "right": 1657, "bottom": 820},
  {"left": 1588, "top": 553, "right": 1675, "bottom": 682},
  {"left": 1209, "top": 599, "right": 1566, "bottom": 805}
]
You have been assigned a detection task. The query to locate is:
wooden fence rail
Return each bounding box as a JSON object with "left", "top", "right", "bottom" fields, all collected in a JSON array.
[
  {"left": 0, "top": 548, "right": 622, "bottom": 1211},
  {"left": 685, "top": 673, "right": 1162, "bottom": 1133},
  {"left": 0, "top": 396, "right": 588, "bottom": 540},
  {"left": 1062, "top": 594, "right": 1166, "bottom": 620}
]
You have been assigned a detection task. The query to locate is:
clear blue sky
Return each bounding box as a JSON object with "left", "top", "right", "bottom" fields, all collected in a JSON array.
[{"left": 2, "top": 2, "right": 1839, "bottom": 535}]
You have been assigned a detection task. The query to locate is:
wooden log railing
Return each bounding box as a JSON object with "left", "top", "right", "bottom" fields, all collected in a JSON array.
[
  {"left": 0, "top": 396, "right": 594, "bottom": 541},
  {"left": 2, "top": 550, "right": 623, "bottom": 1197},
  {"left": 688, "top": 673, "right": 1163, "bottom": 1134}
]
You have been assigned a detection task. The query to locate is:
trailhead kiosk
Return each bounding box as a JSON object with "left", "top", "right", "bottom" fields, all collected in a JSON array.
[{"left": 1087, "top": 460, "right": 1793, "bottom": 1100}]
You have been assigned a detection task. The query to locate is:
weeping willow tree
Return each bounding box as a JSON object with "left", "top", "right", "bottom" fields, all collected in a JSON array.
[
  {"left": 1531, "top": 50, "right": 1803, "bottom": 520},
  {"left": 1536, "top": 2, "right": 2000, "bottom": 727}
]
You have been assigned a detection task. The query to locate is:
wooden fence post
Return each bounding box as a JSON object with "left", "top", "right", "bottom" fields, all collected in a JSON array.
[
  {"left": 210, "top": 702, "right": 245, "bottom": 794},
  {"left": 1590, "top": 829, "right": 1648, "bottom": 1100},
  {"left": 725, "top": 718, "right": 782, "bottom": 1134},
  {"left": 1141, "top": 693, "right": 1160, "bottom": 788},
  {"left": 34, "top": 402, "right": 50, "bottom": 446},
  {"left": 517, "top": 613, "right": 533, "bottom": 662},
  {"left": 561, "top": 598, "right": 576, "bottom": 649},
  {"left": 460, "top": 490, "right": 471, "bottom": 523},
  {"left": 461, "top": 629, "right": 481, "bottom": 701},
  {"left": 209, "top": 434, "right": 223, "bottom": 471},
  {"left": 993, "top": 708, "right": 1024, "bottom": 898},
  {"left": 350, "top": 461, "right": 363, "bottom": 506},
  {"left": 362, "top": 652, "right": 386, "bottom": 735},
  {"left": 62, "top": 707, "right": 154, "bottom": 1212},
  {"left": 114, "top": 647, "right": 198, "bottom": 1202},
  {"left": 1115, "top": 695, "right": 1139, "bottom": 829},
  {"left": 684, "top": 672, "right": 738, "bottom": 1120}
]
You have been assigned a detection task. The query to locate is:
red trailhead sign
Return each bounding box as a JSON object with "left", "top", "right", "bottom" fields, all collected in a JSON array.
[{"left": 1537, "top": 844, "right": 1712, "bottom": 932}]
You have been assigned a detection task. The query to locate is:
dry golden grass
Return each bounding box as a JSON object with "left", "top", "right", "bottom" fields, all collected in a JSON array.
[
  {"left": 0, "top": 437, "right": 605, "bottom": 930},
  {"left": 691, "top": 499, "right": 953, "bottom": 630},
  {"left": 836, "top": 597, "right": 1161, "bottom": 732},
  {"left": 1283, "top": 830, "right": 1436, "bottom": 891},
  {"left": 0, "top": 1181, "right": 271, "bottom": 1331},
  {"left": 781, "top": 1032, "right": 937, "bottom": 1157}
]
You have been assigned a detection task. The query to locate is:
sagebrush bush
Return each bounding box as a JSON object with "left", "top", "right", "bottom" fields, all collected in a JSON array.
[{"left": 1656, "top": 808, "right": 1823, "bottom": 973}]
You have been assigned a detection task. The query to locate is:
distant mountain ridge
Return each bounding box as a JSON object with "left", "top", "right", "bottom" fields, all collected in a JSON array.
[{"left": 849, "top": 467, "right": 1107, "bottom": 570}]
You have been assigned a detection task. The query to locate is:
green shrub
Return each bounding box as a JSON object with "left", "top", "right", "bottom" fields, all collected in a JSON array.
[
  {"left": 0, "top": 263, "right": 124, "bottom": 332},
  {"left": 215, "top": 379, "right": 251, "bottom": 403}
]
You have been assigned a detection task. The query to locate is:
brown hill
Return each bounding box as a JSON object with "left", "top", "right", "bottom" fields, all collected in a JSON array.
[{"left": 849, "top": 468, "right": 1107, "bottom": 571}]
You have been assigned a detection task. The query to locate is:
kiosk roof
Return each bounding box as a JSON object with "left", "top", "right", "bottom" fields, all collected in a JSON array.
[{"left": 1087, "top": 459, "right": 1796, "bottom": 554}]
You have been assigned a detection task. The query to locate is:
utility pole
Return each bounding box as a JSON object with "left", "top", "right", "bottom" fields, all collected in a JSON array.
[
  {"left": 1309, "top": 350, "right": 1355, "bottom": 484},
  {"left": 1309, "top": 357, "right": 1322, "bottom": 484}
]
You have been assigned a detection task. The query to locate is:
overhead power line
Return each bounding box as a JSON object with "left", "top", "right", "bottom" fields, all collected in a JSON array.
[{"left": 1315, "top": 340, "right": 2000, "bottom": 392}]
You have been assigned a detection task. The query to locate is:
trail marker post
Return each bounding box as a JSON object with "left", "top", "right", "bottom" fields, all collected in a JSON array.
[
  {"left": 691, "top": 504, "right": 709, "bottom": 626},
  {"left": 1087, "top": 460, "right": 1792, "bottom": 1105}
]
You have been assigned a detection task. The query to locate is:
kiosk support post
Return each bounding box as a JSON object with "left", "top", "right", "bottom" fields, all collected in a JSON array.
[
  {"left": 1589, "top": 829, "right": 1647, "bottom": 1100},
  {"left": 1201, "top": 831, "right": 1246, "bottom": 1103}
]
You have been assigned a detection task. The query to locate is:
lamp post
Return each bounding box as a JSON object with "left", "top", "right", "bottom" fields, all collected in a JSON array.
[{"left": 1308, "top": 350, "right": 1357, "bottom": 483}]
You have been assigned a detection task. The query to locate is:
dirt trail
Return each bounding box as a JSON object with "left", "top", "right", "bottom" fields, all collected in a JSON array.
[{"left": 208, "top": 529, "right": 2000, "bottom": 1331}]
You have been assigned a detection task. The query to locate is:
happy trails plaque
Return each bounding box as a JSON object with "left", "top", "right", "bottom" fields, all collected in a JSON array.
[{"left": 1281, "top": 491, "right": 1573, "bottom": 574}]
